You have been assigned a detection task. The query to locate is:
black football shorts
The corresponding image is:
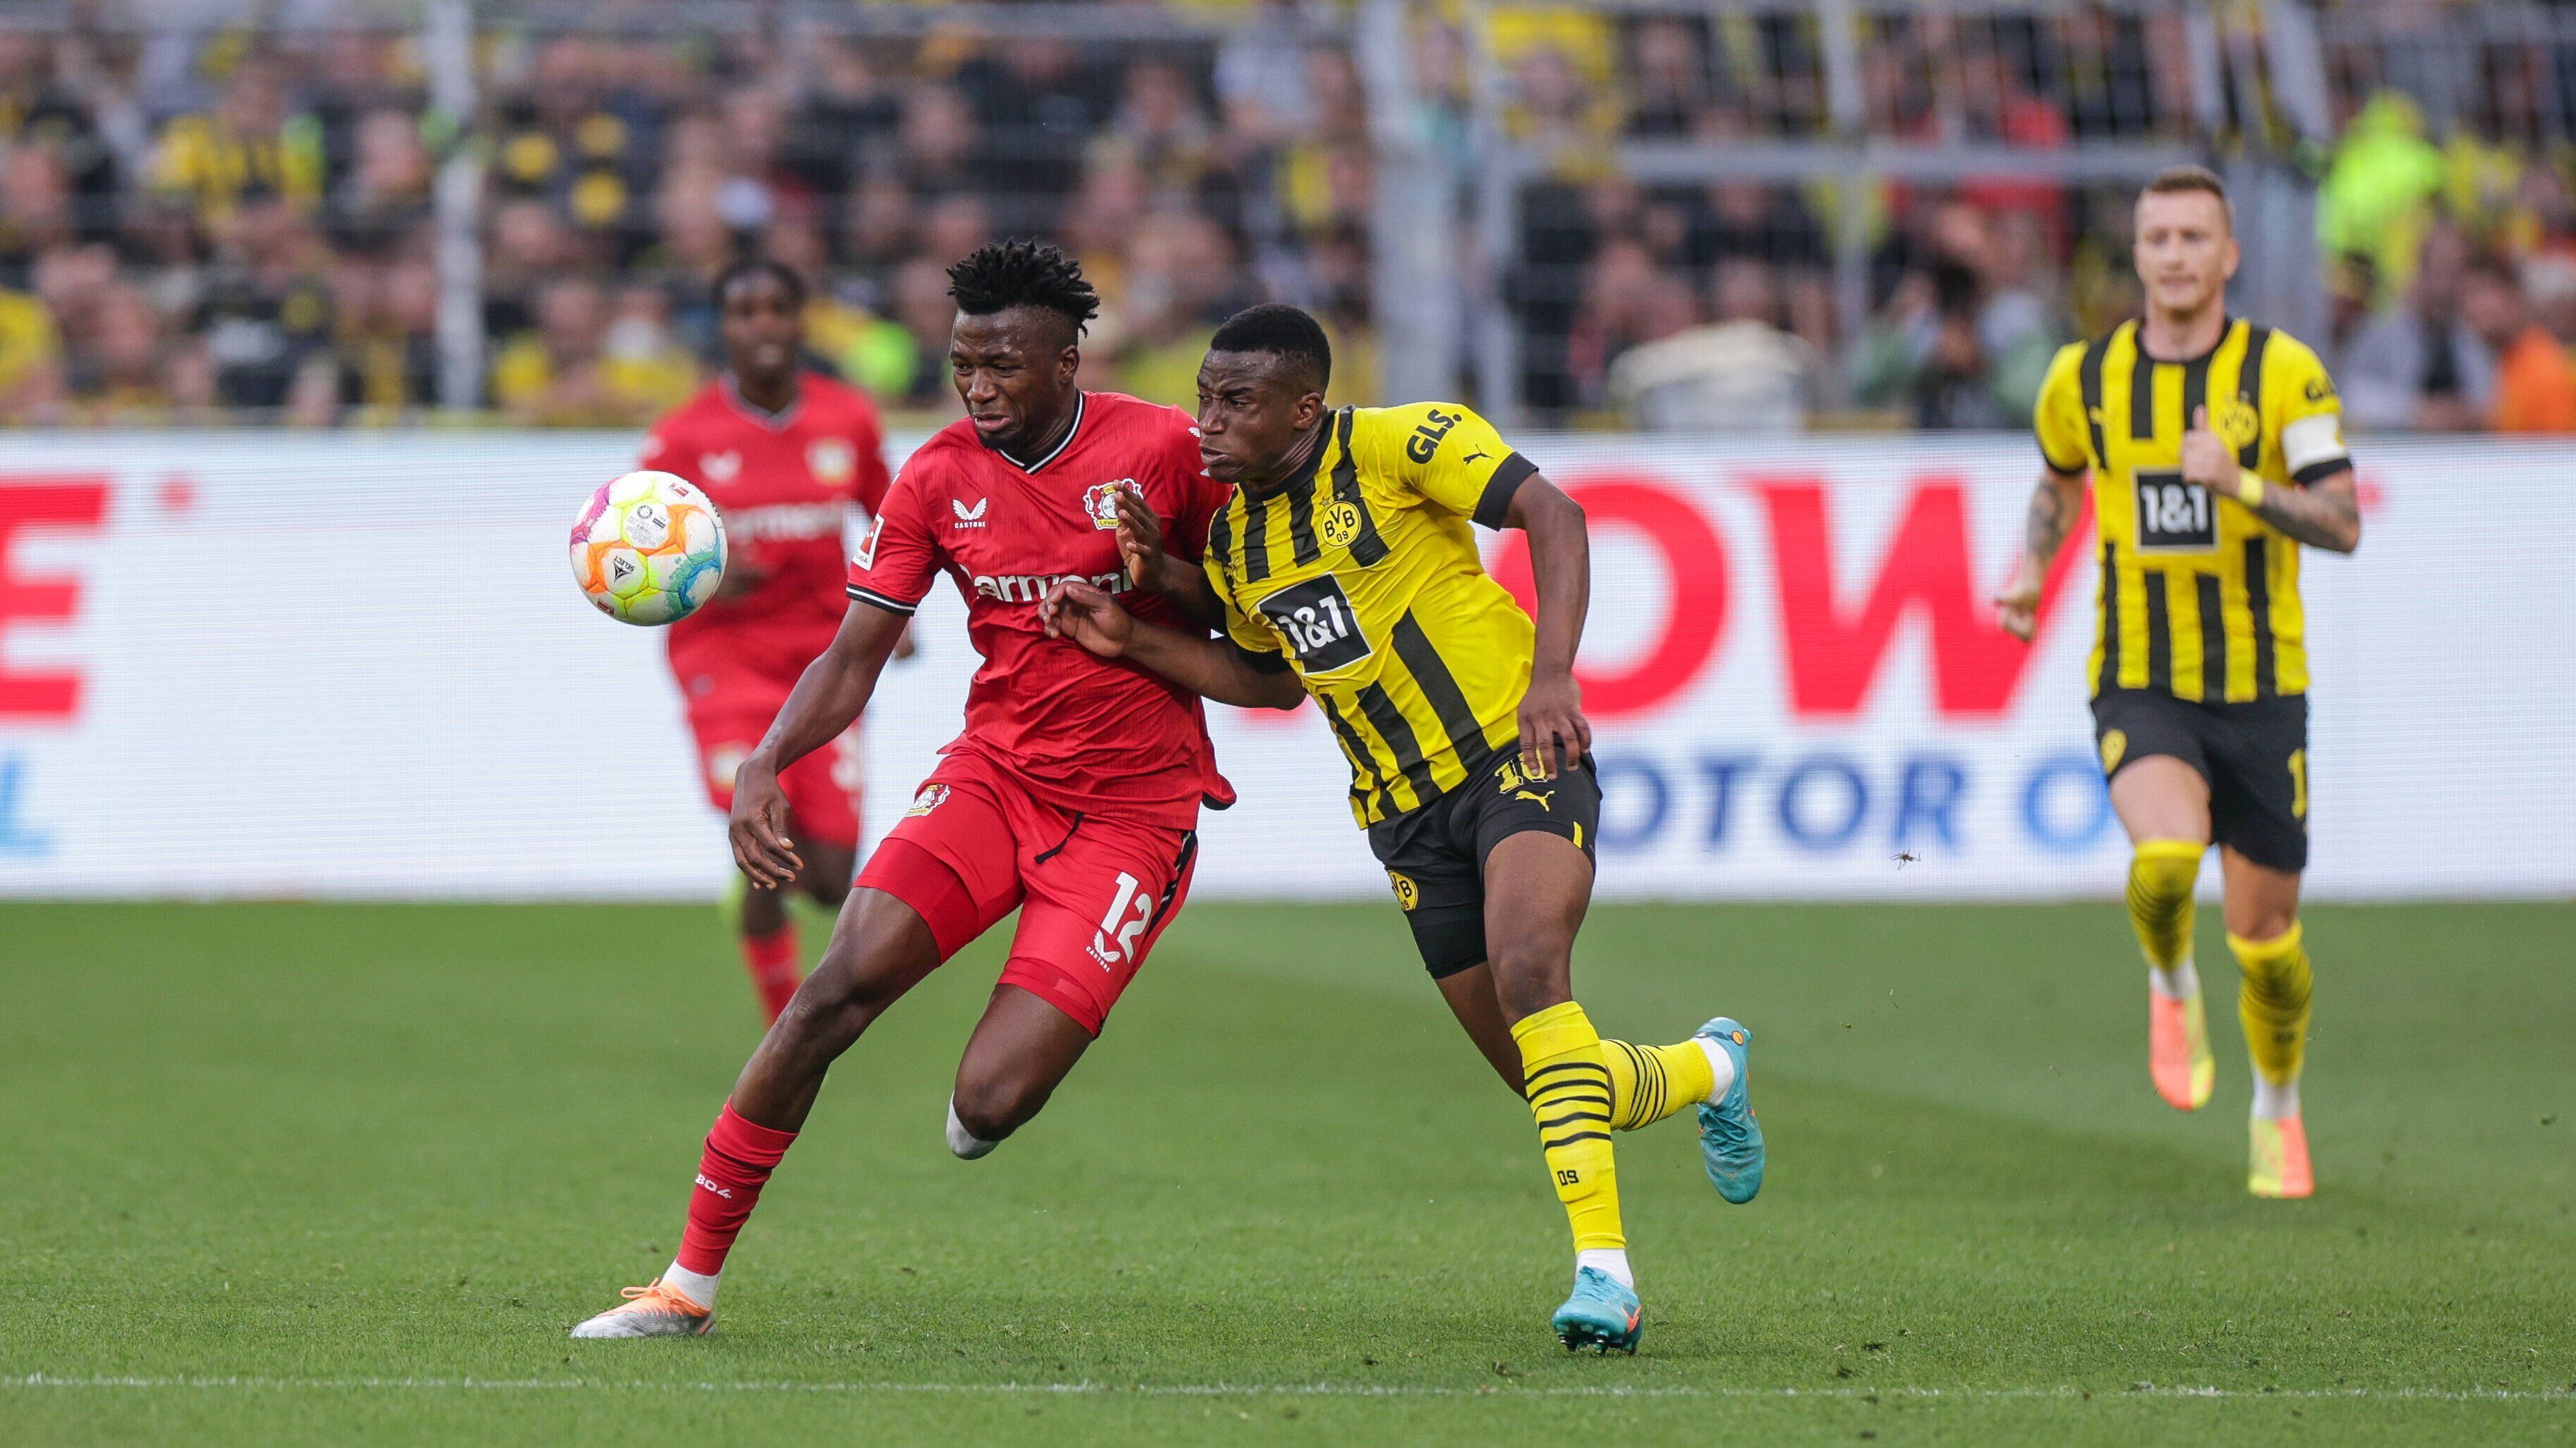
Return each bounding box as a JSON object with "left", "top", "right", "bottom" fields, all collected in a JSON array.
[
  {"left": 1366, "top": 746, "right": 1602, "bottom": 978},
  {"left": 2092, "top": 688, "right": 2309, "bottom": 872}
]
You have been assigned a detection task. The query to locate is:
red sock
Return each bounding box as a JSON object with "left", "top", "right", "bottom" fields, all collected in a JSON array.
[
  {"left": 674, "top": 1102, "right": 799, "bottom": 1278},
  {"left": 741, "top": 924, "right": 800, "bottom": 1022}
]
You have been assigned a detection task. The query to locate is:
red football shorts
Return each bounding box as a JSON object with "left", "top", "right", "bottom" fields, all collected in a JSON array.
[
  {"left": 691, "top": 701, "right": 863, "bottom": 852},
  {"left": 856, "top": 750, "right": 1199, "bottom": 1036}
]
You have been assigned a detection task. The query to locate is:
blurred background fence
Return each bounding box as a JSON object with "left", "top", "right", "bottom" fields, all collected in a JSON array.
[{"left": 4, "top": 1, "right": 2576, "bottom": 434}]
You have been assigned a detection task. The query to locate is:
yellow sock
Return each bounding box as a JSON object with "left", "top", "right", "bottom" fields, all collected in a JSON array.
[
  {"left": 2231, "top": 921, "right": 2313, "bottom": 1087},
  {"left": 1512, "top": 1002, "right": 1625, "bottom": 1252},
  {"left": 2127, "top": 840, "right": 2204, "bottom": 971},
  {"left": 1601, "top": 1038, "right": 1716, "bottom": 1131}
]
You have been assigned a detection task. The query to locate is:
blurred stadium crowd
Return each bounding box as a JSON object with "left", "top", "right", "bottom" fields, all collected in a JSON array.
[{"left": 4, "top": 1, "right": 2576, "bottom": 432}]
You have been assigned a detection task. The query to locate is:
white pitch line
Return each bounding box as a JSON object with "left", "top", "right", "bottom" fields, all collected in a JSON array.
[{"left": 2, "top": 1375, "right": 2568, "bottom": 1403}]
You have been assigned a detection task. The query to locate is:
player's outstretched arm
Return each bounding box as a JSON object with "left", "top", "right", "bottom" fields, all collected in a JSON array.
[
  {"left": 729, "top": 603, "right": 907, "bottom": 888},
  {"left": 1112, "top": 486, "right": 1224, "bottom": 629},
  {"left": 1041, "top": 579, "right": 1305, "bottom": 710},
  {"left": 1500, "top": 472, "right": 1591, "bottom": 780},
  {"left": 1995, "top": 466, "right": 2087, "bottom": 642}
]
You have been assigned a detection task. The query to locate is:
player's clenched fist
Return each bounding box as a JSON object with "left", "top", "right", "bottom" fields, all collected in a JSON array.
[
  {"left": 726, "top": 757, "right": 803, "bottom": 889},
  {"left": 2181, "top": 405, "right": 2233, "bottom": 489},
  {"left": 1040, "top": 578, "right": 1136, "bottom": 657},
  {"left": 1992, "top": 576, "right": 2043, "bottom": 642}
]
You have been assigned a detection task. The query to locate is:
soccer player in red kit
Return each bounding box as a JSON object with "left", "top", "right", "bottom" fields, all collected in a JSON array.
[
  {"left": 641, "top": 260, "right": 893, "bottom": 1022},
  {"left": 571, "top": 241, "right": 1231, "bottom": 1337}
]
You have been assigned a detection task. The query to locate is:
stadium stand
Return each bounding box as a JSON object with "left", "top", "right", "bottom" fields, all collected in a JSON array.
[{"left": 4, "top": 0, "right": 2576, "bottom": 432}]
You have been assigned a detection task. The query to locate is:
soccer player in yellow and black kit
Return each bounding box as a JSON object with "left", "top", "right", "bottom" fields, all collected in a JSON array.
[
  {"left": 1996, "top": 168, "right": 2361, "bottom": 1198},
  {"left": 1041, "top": 304, "right": 1765, "bottom": 1352}
]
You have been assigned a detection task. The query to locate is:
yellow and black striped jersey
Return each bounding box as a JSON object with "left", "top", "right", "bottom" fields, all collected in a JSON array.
[
  {"left": 1204, "top": 403, "right": 1538, "bottom": 826},
  {"left": 2035, "top": 317, "right": 2350, "bottom": 703}
]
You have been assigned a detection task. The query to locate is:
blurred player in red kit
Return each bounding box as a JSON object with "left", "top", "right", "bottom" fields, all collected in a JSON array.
[
  {"left": 639, "top": 259, "right": 895, "bottom": 1022},
  {"left": 570, "top": 241, "right": 1235, "bottom": 1338}
]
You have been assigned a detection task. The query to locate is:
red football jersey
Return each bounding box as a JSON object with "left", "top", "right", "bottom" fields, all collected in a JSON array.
[
  {"left": 641, "top": 372, "right": 892, "bottom": 686},
  {"left": 845, "top": 390, "right": 1236, "bottom": 826}
]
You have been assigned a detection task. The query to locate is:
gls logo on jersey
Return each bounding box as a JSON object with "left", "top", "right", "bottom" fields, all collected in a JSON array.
[
  {"left": 952, "top": 497, "right": 989, "bottom": 529},
  {"left": 1404, "top": 408, "right": 1462, "bottom": 464}
]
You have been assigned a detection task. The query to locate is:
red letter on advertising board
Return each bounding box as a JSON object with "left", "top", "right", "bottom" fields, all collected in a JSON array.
[
  {"left": 1490, "top": 476, "right": 1727, "bottom": 719},
  {"left": 0, "top": 477, "right": 111, "bottom": 722},
  {"left": 1759, "top": 476, "right": 2089, "bottom": 719}
]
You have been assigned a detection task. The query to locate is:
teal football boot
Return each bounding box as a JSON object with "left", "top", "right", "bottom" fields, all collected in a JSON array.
[
  {"left": 1551, "top": 1266, "right": 1642, "bottom": 1354},
  {"left": 1695, "top": 1017, "right": 1764, "bottom": 1203}
]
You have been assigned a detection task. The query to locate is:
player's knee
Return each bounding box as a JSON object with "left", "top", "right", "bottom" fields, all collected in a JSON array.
[
  {"left": 949, "top": 1071, "right": 1046, "bottom": 1145},
  {"left": 1488, "top": 944, "right": 1573, "bottom": 1021}
]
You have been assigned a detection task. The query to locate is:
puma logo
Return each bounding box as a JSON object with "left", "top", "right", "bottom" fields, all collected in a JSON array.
[
  {"left": 1462, "top": 451, "right": 1490, "bottom": 464},
  {"left": 1513, "top": 789, "right": 1552, "bottom": 811}
]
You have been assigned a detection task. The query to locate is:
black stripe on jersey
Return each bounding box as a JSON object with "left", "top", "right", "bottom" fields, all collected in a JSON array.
[
  {"left": 1240, "top": 491, "right": 1273, "bottom": 584},
  {"left": 2182, "top": 344, "right": 2213, "bottom": 445},
  {"left": 2244, "top": 536, "right": 2276, "bottom": 696},
  {"left": 1357, "top": 681, "right": 1438, "bottom": 806},
  {"left": 2292, "top": 458, "right": 2346, "bottom": 486},
  {"left": 846, "top": 585, "right": 917, "bottom": 616},
  {"left": 1315, "top": 691, "right": 1387, "bottom": 817},
  {"left": 2079, "top": 334, "right": 2109, "bottom": 466},
  {"left": 2128, "top": 342, "right": 2157, "bottom": 444},
  {"left": 1207, "top": 502, "right": 1236, "bottom": 584},
  {"left": 2142, "top": 570, "right": 2173, "bottom": 691},
  {"left": 1475, "top": 453, "right": 1537, "bottom": 528},
  {"left": 1389, "top": 611, "right": 1488, "bottom": 767},
  {"left": 1283, "top": 481, "right": 1322, "bottom": 566},
  {"left": 2237, "top": 325, "right": 2272, "bottom": 469},
  {"left": 2094, "top": 538, "right": 2121, "bottom": 694},
  {"left": 1330, "top": 408, "right": 1390, "bottom": 566},
  {"left": 2197, "top": 573, "right": 2227, "bottom": 704}
]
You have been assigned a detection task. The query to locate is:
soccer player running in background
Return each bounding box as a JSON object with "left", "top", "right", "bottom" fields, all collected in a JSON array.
[
  {"left": 572, "top": 242, "right": 1233, "bottom": 1338},
  {"left": 1041, "top": 305, "right": 1764, "bottom": 1353},
  {"left": 1994, "top": 168, "right": 2361, "bottom": 1198},
  {"left": 639, "top": 260, "right": 896, "bottom": 1023}
]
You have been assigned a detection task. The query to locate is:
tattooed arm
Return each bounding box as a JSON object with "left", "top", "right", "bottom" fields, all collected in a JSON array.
[
  {"left": 1993, "top": 467, "right": 2087, "bottom": 642},
  {"left": 2233, "top": 467, "right": 2363, "bottom": 553},
  {"left": 2182, "top": 406, "right": 2362, "bottom": 554}
]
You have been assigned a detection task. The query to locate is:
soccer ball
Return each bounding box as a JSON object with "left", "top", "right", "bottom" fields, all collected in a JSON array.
[{"left": 570, "top": 470, "right": 727, "bottom": 625}]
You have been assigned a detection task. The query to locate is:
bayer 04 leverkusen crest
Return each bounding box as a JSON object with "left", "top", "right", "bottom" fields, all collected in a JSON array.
[{"left": 1083, "top": 479, "right": 1133, "bottom": 530}]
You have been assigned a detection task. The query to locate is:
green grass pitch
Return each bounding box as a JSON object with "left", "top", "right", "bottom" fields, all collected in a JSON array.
[{"left": 1, "top": 899, "right": 2570, "bottom": 1444}]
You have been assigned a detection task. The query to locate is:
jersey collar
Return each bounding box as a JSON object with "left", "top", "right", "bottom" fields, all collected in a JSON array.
[
  {"left": 721, "top": 374, "right": 805, "bottom": 432},
  {"left": 994, "top": 391, "right": 1086, "bottom": 474},
  {"left": 2133, "top": 314, "right": 2237, "bottom": 367}
]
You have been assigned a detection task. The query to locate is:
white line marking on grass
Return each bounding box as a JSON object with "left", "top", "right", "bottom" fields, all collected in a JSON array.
[{"left": 4, "top": 1375, "right": 2569, "bottom": 1403}]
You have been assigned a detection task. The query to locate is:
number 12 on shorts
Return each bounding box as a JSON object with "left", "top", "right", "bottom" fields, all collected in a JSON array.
[{"left": 1090, "top": 871, "right": 1151, "bottom": 969}]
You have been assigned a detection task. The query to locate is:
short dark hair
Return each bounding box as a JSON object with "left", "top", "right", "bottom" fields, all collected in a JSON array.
[
  {"left": 946, "top": 239, "right": 1100, "bottom": 335},
  {"left": 2141, "top": 165, "right": 2232, "bottom": 226},
  {"left": 1207, "top": 303, "right": 1331, "bottom": 391},
  {"left": 713, "top": 257, "right": 807, "bottom": 308}
]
